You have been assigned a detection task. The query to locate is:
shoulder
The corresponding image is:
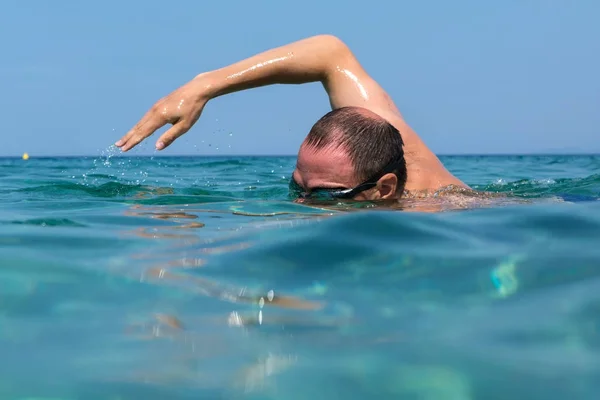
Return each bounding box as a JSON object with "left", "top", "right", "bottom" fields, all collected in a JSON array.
[{"left": 379, "top": 111, "right": 468, "bottom": 191}]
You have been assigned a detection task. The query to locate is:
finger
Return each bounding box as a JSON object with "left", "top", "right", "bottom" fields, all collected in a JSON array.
[
  {"left": 121, "top": 115, "right": 170, "bottom": 152},
  {"left": 117, "top": 105, "right": 168, "bottom": 151},
  {"left": 156, "top": 122, "right": 191, "bottom": 150},
  {"left": 115, "top": 111, "right": 152, "bottom": 147}
]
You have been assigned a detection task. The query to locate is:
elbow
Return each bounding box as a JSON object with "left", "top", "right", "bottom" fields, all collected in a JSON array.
[
  {"left": 312, "top": 34, "right": 355, "bottom": 72},
  {"left": 315, "top": 34, "right": 352, "bottom": 56}
]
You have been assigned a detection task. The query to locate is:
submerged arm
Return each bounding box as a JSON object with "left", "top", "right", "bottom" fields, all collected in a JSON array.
[{"left": 116, "top": 35, "right": 405, "bottom": 151}]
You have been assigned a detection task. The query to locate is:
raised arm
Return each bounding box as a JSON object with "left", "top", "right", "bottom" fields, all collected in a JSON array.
[{"left": 116, "top": 35, "right": 409, "bottom": 152}]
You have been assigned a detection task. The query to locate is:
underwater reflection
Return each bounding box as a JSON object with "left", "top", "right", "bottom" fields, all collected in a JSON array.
[
  {"left": 114, "top": 195, "right": 503, "bottom": 397},
  {"left": 142, "top": 267, "right": 323, "bottom": 311},
  {"left": 121, "top": 205, "right": 205, "bottom": 241},
  {"left": 112, "top": 201, "right": 331, "bottom": 395}
]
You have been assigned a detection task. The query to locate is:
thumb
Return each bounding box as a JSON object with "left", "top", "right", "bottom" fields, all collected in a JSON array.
[{"left": 156, "top": 122, "right": 191, "bottom": 150}]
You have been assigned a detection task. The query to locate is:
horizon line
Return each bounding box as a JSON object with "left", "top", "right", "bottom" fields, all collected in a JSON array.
[{"left": 1, "top": 152, "right": 600, "bottom": 159}]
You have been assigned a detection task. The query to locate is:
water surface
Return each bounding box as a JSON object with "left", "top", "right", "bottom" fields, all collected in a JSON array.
[{"left": 1, "top": 153, "right": 600, "bottom": 399}]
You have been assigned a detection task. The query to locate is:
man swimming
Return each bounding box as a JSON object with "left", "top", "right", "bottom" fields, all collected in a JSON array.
[{"left": 115, "top": 35, "right": 468, "bottom": 201}]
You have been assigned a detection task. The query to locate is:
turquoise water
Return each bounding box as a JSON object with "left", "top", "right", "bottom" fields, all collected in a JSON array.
[{"left": 1, "top": 152, "right": 600, "bottom": 399}]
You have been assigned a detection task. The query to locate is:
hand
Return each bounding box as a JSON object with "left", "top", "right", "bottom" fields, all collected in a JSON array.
[{"left": 115, "top": 78, "right": 210, "bottom": 152}]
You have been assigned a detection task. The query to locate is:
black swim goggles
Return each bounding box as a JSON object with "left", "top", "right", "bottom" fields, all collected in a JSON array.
[{"left": 289, "top": 157, "right": 404, "bottom": 200}]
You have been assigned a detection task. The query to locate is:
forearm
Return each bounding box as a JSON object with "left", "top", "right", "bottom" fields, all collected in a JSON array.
[
  {"left": 116, "top": 34, "right": 407, "bottom": 153},
  {"left": 198, "top": 35, "right": 352, "bottom": 100}
]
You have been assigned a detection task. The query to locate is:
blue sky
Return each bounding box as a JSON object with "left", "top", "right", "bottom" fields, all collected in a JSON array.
[{"left": 2, "top": 0, "right": 598, "bottom": 156}]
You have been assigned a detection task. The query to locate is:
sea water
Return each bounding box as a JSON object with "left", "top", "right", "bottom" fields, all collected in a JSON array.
[{"left": 1, "top": 153, "right": 599, "bottom": 399}]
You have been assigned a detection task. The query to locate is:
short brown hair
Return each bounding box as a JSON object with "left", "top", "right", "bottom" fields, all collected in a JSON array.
[{"left": 303, "top": 106, "right": 407, "bottom": 192}]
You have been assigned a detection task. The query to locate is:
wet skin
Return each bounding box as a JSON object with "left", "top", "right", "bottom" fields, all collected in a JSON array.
[{"left": 115, "top": 35, "right": 468, "bottom": 200}]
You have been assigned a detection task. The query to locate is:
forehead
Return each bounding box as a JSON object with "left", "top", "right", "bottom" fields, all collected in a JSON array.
[{"left": 293, "top": 145, "right": 357, "bottom": 189}]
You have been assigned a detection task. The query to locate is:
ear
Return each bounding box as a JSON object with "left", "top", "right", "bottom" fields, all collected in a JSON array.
[{"left": 375, "top": 173, "right": 398, "bottom": 199}]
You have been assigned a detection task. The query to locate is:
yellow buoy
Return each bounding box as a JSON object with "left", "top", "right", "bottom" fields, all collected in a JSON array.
[{"left": 22, "top": 152, "right": 29, "bottom": 160}]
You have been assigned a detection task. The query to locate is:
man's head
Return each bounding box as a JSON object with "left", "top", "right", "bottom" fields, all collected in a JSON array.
[{"left": 291, "top": 106, "right": 407, "bottom": 201}]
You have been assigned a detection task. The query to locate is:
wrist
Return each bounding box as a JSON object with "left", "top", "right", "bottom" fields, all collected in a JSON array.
[{"left": 190, "top": 71, "right": 221, "bottom": 102}]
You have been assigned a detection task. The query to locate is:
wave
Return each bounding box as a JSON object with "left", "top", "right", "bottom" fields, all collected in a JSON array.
[
  {"left": 6, "top": 173, "right": 599, "bottom": 204},
  {"left": 162, "top": 200, "right": 600, "bottom": 301},
  {"left": 474, "top": 174, "right": 600, "bottom": 199},
  {"left": 3, "top": 218, "right": 87, "bottom": 227},
  {"left": 16, "top": 181, "right": 147, "bottom": 198},
  {"left": 3, "top": 192, "right": 600, "bottom": 398}
]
